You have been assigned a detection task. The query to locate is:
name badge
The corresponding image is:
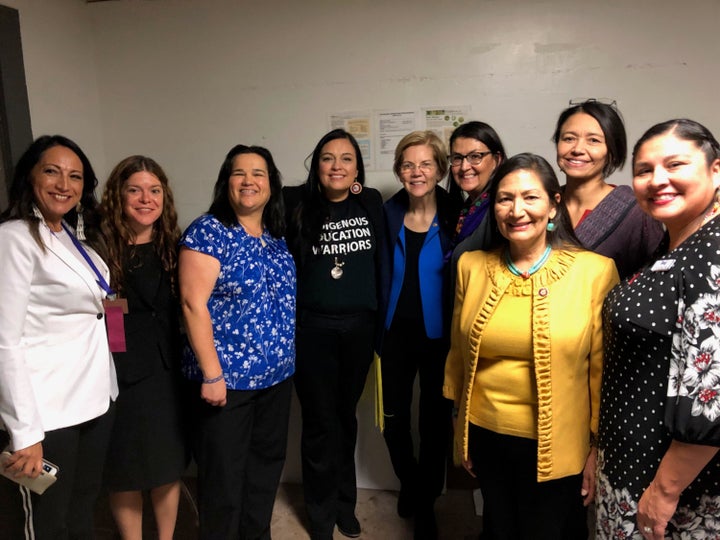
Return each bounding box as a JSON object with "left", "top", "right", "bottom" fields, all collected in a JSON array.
[
  {"left": 651, "top": 259, "right": 675, "bottom": 272},
  {"left": 103, "top": 298, "right": 129, "bottom": 353}
]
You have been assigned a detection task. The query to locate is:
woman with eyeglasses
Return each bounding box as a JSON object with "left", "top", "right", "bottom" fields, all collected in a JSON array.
[
  {"left": 380, "top": 131, "right": 461, "bottom": 540},
  {"left": 552, "top": 99, "right": 663, "bottom": 279},
  {"left": 446, "top": 121, "right": 508, "bottom": 258}
]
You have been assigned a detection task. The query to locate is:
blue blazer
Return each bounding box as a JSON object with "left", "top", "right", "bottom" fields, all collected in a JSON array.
[{"left": 382, "top": 187, "right": 460, "bottom": 340}]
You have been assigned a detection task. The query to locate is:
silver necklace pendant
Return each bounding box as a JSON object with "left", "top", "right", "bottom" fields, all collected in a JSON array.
[{"left": 331, "top": 257, "right": 345, "bottom": 279}]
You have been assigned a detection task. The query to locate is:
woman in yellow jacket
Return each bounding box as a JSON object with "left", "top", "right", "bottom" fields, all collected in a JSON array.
[{"left": 443, "top": 153, "right": 619, "bottom": 540}]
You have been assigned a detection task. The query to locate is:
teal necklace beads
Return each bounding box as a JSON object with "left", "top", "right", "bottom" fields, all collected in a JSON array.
[{"left": 505, "top": 245, "right": 552, "bottom": 279}]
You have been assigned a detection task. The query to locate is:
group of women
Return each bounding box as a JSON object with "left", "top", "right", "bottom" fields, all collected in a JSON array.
[
  {"left": 442, "top": 108, "right": 720, "bottom": 540},
  {"left": 0, "top": 98, "right": 717, "bottom": 540}
]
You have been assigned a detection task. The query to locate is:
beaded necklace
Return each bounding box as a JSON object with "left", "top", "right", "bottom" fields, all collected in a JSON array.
[{"left": 505, "top": 245, "right": 552, "bottom": 279}]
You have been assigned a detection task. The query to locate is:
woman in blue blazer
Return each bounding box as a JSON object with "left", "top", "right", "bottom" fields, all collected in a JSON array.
[{"left": 381, "top": 130, "right": 461, "bottom": 540}]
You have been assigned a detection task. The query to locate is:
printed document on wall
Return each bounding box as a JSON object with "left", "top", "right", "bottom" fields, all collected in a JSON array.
[
  {"left": 329, "top": 111, "right": 374, "bottom": 170},
  {"left": 423, "top": 107, "right": 471, "bottom": 149},
  {"left": 375, "top": 111, "right": 418, "bottom": 171}
]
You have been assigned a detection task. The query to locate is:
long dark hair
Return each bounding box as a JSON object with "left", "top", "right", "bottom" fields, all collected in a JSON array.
[
  {"left": 208, "top": 144, "right": 285, "bottom": 238},
  {"left": 488, "top": 153, "right": 581, "bottom": 250},
  {"left": 100, "top": 155, "right": 181, "bottom": 296},
  {"left": 290, "top": 129, "right": 365, "bottom": 254},
  {"left": 0, "top": 135, "right": 104, "bottom": 254}
]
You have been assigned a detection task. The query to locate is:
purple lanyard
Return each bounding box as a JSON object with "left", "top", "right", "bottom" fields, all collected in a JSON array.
[{"left": 61, "top": 223, "right": 115, "bottom": 298}]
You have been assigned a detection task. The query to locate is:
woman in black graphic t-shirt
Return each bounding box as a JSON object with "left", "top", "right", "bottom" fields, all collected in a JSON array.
[{"left": 283, "top": 129, "right": 387, "bottom": 540}]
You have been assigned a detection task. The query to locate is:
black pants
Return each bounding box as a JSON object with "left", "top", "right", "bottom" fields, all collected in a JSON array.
[
  {"left": 468, "top": 424, "right": 588, "bottom": 540},
  {"left": 192, "top": 378, "right": 292, "bottom": 540},
  {"left": 381, "top": 318, "right": 450, "bottom": 503},
  {"left": 0, "top": 403, "right": 115, "bottom": 540},
  {"left": 294, "top": 311, "right": 375, "bottom": 539}
]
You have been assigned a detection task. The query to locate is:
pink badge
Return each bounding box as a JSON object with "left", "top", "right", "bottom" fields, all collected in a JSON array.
[{"left": 103, "top": 299, "right": 128, "bottom": 353}]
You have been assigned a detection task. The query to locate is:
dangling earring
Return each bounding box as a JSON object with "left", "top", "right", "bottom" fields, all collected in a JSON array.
[
  {"left": 75, "top": 201, "right": 85, "bottom": 240},
  {"left": 350, "top": 180, "right": 362, "bottom": 195},
  {"left": 546, "top": 221, "right": 556, "bottom": 232}
]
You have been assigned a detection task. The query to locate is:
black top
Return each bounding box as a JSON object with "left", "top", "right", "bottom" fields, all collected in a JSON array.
[
  {"left": 283, "top": 184, "right": 389, "bottom": 324},
  {"left": 113, "top": 243, "right": 180, "bottom": 384},
  {"left": 296, "top": 197, "right": 377, "bottom": 314},
  {"left": 394, "top": 228, "right": 426, "bottom": 322}
]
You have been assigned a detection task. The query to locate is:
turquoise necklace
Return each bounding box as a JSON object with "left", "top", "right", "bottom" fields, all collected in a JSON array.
[{"left": 505, "top": 245, "right": 552, "bottom": 279}]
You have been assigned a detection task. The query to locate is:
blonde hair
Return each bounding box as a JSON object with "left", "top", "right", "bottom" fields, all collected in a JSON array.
[{"left": 393, "top": 130, "right": 448, "bottom": 179}]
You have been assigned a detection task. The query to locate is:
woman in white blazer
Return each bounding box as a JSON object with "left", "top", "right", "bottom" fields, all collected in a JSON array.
[{"left": 0, "top": 135, "right": 118, "bottom": 539}]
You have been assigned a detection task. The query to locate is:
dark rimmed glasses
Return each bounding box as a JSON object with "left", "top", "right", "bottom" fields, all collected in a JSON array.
[{"left": 448, "top": 151, "right": 492, "bottom": 167}]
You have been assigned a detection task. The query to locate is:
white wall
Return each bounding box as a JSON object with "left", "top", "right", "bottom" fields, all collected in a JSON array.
[
  {"left": 5, "top": 0, "right": 720, "bottom": 489},
  {"left": 83, "top": 0, "right": 720, "bottom": 224},
  {"left": 2, "top": 0, "right": 107, "bottom": 175}
]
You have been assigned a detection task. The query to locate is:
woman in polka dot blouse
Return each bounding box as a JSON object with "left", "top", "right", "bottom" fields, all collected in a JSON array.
[{"left": 597, "top": 119, "right": 720, "bottom": 539}]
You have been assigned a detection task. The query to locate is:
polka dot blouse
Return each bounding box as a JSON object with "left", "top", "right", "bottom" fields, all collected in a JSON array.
[{"left": 597, "top": 219, "right": 720, "bottom": 538}]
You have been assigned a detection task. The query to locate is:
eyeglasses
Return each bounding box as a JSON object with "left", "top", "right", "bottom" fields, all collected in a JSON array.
[
  {"left": 400, "top": 161, "right": 436, "bottom": 173},
  {"left": 568, "top": 98, "right": 617, "bottom": 108},
  {"left": 449, "top": 151, "right": 491, "bottom": 167}
]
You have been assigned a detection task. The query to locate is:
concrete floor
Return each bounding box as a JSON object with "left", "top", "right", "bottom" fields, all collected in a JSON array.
[{"left": 95, "top": 481, "right": 483, "bottom": 539}]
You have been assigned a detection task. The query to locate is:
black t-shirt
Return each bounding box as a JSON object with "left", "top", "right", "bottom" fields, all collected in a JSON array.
[
  {"left": 297, "top": 197, "right": 377, "bottom": 314},
  {"left": 394, "top": 228, "right": 426, "bottom": 323}
]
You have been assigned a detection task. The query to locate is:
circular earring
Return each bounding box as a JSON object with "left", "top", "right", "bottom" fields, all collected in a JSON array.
[
  {"left": 350, "top": 181, "right": 362, "bottom": 195},
  {"left": 546, "top": 221, "right": 556, "bottom": 232}
]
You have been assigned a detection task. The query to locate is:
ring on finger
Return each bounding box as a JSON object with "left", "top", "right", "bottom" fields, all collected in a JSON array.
[{"left": 643, "top": 526, "right": 652, "bottom": 533}]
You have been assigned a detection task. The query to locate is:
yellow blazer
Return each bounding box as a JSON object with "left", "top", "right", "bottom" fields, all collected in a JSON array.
[{"left": 443, "top": 247, "right": 619, "bottom": 481}]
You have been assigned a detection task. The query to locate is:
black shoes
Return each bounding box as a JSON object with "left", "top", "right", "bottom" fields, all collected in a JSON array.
[
  {"left": 336, "top": 513, "right": 361, "bottom": 538},
  {"left": 413, "top": 502, "right": 438, "bottom": 540},
  {"left": 397, "top": 486, "right": 416, "bottom": 518}
]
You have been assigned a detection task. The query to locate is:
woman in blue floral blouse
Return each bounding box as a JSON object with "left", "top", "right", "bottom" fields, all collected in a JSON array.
[
  {"left": 597, "top": 119, "right": 720, "bottom": 539},
  {"left": 179, "top": 145, "right": 296, "bottom": 539}
]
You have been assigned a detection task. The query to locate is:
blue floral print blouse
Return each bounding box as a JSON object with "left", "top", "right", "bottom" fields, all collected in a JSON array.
[{"left": 180, "top": 214, "right": 296, "bottom": 390}]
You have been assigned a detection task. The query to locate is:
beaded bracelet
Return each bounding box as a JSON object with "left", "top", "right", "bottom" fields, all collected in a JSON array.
[{"left": 202, "top": 374, "right": 224, "bottom": 384}]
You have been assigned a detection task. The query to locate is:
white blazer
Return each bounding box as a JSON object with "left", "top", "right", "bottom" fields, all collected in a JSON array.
[{"left": 0, "top": 219, "right": 118, "bottom": 451}]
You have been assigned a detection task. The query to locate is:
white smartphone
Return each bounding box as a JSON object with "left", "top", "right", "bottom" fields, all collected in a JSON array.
[{"left": 0, "top": 451, "right": 59, "bottom": 495}]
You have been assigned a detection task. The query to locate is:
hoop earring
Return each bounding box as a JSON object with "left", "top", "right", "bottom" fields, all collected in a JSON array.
[{"left": 350, "top": 181, "right": 362, "bottom": 195}]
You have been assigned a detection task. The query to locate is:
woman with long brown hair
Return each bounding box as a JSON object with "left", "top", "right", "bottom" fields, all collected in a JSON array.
[{"left": 101, "top": 156, "right": 188, "bottom": 540}]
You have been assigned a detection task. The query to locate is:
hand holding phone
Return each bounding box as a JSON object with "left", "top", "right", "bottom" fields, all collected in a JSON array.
[
  {"left": 0, "top": 450, "right": 59, "bottom": 495},
  {"left": 2, "top": 441, "right": 43, "bottom": 478}
]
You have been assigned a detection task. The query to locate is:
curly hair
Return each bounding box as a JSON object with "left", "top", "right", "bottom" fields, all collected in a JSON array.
[
  {"left": 100, "top": 155, "right": 180, "bottom": 296},
  {"left": 0, "top": 135, "right": 105, "bottom": 255}
]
